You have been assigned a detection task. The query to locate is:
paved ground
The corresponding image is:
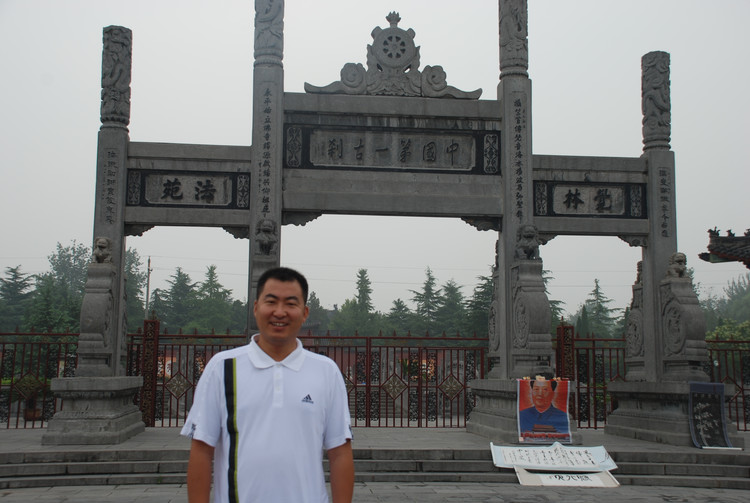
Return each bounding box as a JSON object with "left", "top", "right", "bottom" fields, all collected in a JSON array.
[
  {"left": 1, "top": 427, "right": 748, "bottom": 502},
  {"left": 2, "top": 481, "right": 750, "bottom": 502}
]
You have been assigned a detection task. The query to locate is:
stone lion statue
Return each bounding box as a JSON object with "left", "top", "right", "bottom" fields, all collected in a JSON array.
[
  {"left": 514, "top": 224, "right": 540, "bottom": 260},
  {"left": 666, "top": 252, "right": 687, "bottom": 278}
]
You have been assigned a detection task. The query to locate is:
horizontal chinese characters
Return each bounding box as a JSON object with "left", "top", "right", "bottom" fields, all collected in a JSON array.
[
  {"left": 534, "top": 182, "right": 646, "bottom": 219},
  {"left": 308, "top": 130, "right": 476, "bottom": 172},
  {"left": 126, "top": 171, "right": 250, "bottom": 209}
]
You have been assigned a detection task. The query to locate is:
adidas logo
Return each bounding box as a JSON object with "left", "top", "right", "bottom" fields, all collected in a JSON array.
[{"left": 301, "top": 394, "right": 314, "bottom": 404}]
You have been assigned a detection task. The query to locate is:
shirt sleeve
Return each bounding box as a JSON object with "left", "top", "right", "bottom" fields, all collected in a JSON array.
[
  {"left": 323, "top": 361, "right": 353, "bottom": 451},
  {"left": 180, "top": 356, "right": 224, "bottom": 447}
]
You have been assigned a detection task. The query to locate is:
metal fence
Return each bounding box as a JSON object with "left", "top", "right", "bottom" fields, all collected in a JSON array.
[
  {"left": 705, "top": 337, "right": 750, "bottom": 431},
  {"left": 2, "top": 329, "right": 748, "bottom": 431},
  {"left": 0, "top": 332, "right": 77, "bottom": 428},
  {"left": 555, "top": 326, "right": 626, "bottom": 429}
]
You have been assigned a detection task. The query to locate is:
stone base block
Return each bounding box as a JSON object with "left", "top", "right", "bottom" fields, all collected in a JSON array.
[
  {"left": 42, "top": 376, "right": 145, "bottom": 445},
  {"left": 605, "top": 381, "right": 745, "bottom": 448},
  {"left": 467, "top": 378, "right": 581, "bottom": 445}
]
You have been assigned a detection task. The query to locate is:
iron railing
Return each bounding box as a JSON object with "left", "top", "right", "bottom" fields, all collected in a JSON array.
[
  {"left": 706, "top": 337, "right": 750, "bottom": 431},
  {"left": 0, "top": 332, "right": 77, "bottom": 428},
  {"left": 2, "top": 330, "right": 748, "bottom": 431}
]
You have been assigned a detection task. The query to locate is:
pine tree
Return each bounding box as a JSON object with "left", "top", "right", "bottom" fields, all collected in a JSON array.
[
  {"left": 386, "top": 298, "right": 414, "bottom": 335},
  {"left": 162, "top": 267, "right": 197, "bottom": 332},
  {"left": 0, "top": 265, "right": 33, "bottom": 331},
  {"left": 305, "top": 291, "right": 329, "bottom": 334},
  {"left": 354, "top": 268, "right": 373, "bottom": 314},
  {"left": 188, "top": 265, "right": 233, "bottom": 333},
  {"left": 25, "top": 273, "right": 75, "bottom": 332},
  {"left": 583, "top": 279, "right": 620, "bottom": 338},
  {"left": 465, "top": 273, "right": 493, "bottom": 337},
  {"left": 410, "top": 267, "right": 441, "bottom": 334},
  {"left": 124, "top": 248, "right": 147, "bottom": 332},
  {"left": 435, "top": 279, "right": 466, "bottom": 336}
]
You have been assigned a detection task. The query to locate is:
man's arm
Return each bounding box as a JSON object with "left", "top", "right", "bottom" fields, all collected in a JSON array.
[
  {"left": 327, "top": 440, "right": 354, "bottom": 503},
  {"left": 187, "top": 439, "right": 214, "bottom": 503}
]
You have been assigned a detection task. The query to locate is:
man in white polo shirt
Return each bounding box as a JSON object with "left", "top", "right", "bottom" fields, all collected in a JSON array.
[{"left": 182, "top": 267, "right": 354, "bottom": 503}]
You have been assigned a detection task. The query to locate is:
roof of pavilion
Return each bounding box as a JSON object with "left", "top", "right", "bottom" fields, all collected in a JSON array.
[{"left": 699, "top": 228, "right": 750, "bottom": 269}]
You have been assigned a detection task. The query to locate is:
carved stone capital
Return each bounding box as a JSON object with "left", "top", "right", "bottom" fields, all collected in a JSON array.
[
  {"left": 619, "top": 235, "right": 648, "bottom": 248},
  {"left": 223, "top": 226, "right": 250, "bottom": 239},
  {"left": 283, "top": 211, "right": 322, "bottom": 226},
  {"left": 461, "top": 217, "right": 501, "bottom": 232},
  {"left": 124, "top": 224, "right": 154, "bottom": 237}
]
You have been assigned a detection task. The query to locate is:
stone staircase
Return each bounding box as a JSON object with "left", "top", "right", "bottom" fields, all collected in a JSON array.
[{"left": 1, "top": 445, "right": 749, "bottom": 490}]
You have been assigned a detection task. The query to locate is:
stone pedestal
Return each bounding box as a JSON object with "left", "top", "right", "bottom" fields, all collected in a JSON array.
[
  {"left": 42, "top": 376, "right": 144, "bottom": 445},
  {"left": 605, "top": 381, "right": 744, "bottom": 448},
  {"left": 467, "top": 379, "right": 582, "bottom": 444}
]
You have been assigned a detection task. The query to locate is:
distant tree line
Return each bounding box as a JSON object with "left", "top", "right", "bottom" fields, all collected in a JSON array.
[{"left": 1, "top": 240, "right": 748, "bottom": 341}]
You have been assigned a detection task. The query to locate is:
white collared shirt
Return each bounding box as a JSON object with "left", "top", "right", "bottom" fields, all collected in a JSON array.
[{"left": 182, "top": 335, "right": 352, "bottom": 502}]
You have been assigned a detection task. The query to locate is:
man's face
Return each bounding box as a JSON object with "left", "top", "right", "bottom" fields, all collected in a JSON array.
[
  {"left": 531, "top": 381, "right": 555, "bottom": 412},
  {"left": 253, "top": 278, "right": 309, "bottom": 353}
]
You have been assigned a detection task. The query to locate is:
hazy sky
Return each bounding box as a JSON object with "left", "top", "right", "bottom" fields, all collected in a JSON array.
[{"left": 1, "top": 0, "right": 748, "bottom": 318}]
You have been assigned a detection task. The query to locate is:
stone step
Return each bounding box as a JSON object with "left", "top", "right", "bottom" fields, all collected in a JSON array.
[
  {"left": 2, "top": 447, "right": 749, "bottom": 490},
  {"left": 615, "top": 461, "right": 749, "bottom": 478},
  {"left": 0, "top": 460, "right": 187, "bottom": 478},
  {"left": 614, "top": 474, "right": 750, "bottom": 491}
]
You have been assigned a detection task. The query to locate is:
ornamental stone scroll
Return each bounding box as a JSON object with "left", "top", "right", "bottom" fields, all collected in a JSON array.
[{"left": 305, "top": 12, "right": 481, "bottom": 99}]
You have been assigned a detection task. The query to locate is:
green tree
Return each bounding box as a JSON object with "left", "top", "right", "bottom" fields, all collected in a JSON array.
[
  {"left": 305, "top": 291, "right": 329, "bottom": 335},
  {"left": 149, "top": 288, "right": 168, "bottom": 324},
  {"left": 330, "top": 298, "right": 366, "bottom": 336},
  {"left": 385, "top": 298, "right": 414, "bottom": 335},
  {"left": 24, "top": 273, "right": 75, "bottom": 332},
  {"left": 124, "top": 248, "right": 147, "bottom": 332},
  {"left": 410, "top": 267, "right": 441, "bottom": 334},
  {"left": 186, "top": 265, "right": 233, "bottom": 333},
  {"left": 0, "top": 265, "right": 33, "bottom": 331},
  {"left": 719, "top": 273, "right": 750, "bottom": 323},
  {"left": 543, "top": 269, "right": 566, "bottom": 332},
  {"left": 354, "top": 268, "right": 374, "bottom": 314},
  {"left": 47, "top": 240, "right": 90, "bottom": 330},
  {"left": 229, "top": 299, "right": 249, "bottom": 334},
  {"left": 708, "top": 319, "right": 750, "bottom": 341},
  {"left": 702, "top": 273, "right": 750, "bottom": 340},
  {"left": 330, "top": 270, "right": 379, "bottom": 337},
  {"left": 582, "top": 279, "right": 620, "bottom": 338},
  {"left": 434, "top": 279, "right": 466, "bottom": 336},
  {"left": 575, "top": 304, "right": 591, "bottom": 337},
  {"left": 465, "top": 273, "right": 493, "bottom": 337},
  {"left": 161, "top": 267, "right": 197, "bottom": 332}
]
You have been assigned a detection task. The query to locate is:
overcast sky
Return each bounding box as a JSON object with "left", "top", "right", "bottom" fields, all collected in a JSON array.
[{"left": 1, "top": 0, "right": 748, "bottom": 318}]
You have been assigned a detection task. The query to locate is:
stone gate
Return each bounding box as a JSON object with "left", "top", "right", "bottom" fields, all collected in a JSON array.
[{"left": 43, "top": 0, "right": 739, "bottom": 447}]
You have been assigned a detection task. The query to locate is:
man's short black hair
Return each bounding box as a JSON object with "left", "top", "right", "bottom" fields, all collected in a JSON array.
[
  {"left": 529, "top": 379, "right": 558, "bottom": 391},
  {"left": 256, "top": 267, "right": 309, "bottom": 304}
]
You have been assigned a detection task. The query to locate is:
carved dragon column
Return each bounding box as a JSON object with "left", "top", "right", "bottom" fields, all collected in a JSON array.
[
  {"left": 43, "top": 26, "right": 144, "bottom": 444},
  {"left": 604, "top": 53, "right": 742, "bottom": 447},
  {"left": 467, "top": 0, "right": 561, "bottom": 444},
  {"left": 248, "top": 0, "right": 285, "bottom": 326}
]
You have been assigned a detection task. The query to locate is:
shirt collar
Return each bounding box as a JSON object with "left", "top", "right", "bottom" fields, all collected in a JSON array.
[{"left": 247, "top": 334, "right": 306, "bottom": 371}]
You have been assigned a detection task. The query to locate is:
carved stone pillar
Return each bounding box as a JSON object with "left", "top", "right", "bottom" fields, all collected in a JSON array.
[
  {"left": 43, "top": 27, "right": 143, "bottom": 445},
  {"left": 248, "top": 0, "right": 285, "bottom": 327},
  {"left": 467, "top": 0, "right": 562, "bottom": 444},
  {"left": 607, "top": 253, "right": 742, "bottom": 447}
]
